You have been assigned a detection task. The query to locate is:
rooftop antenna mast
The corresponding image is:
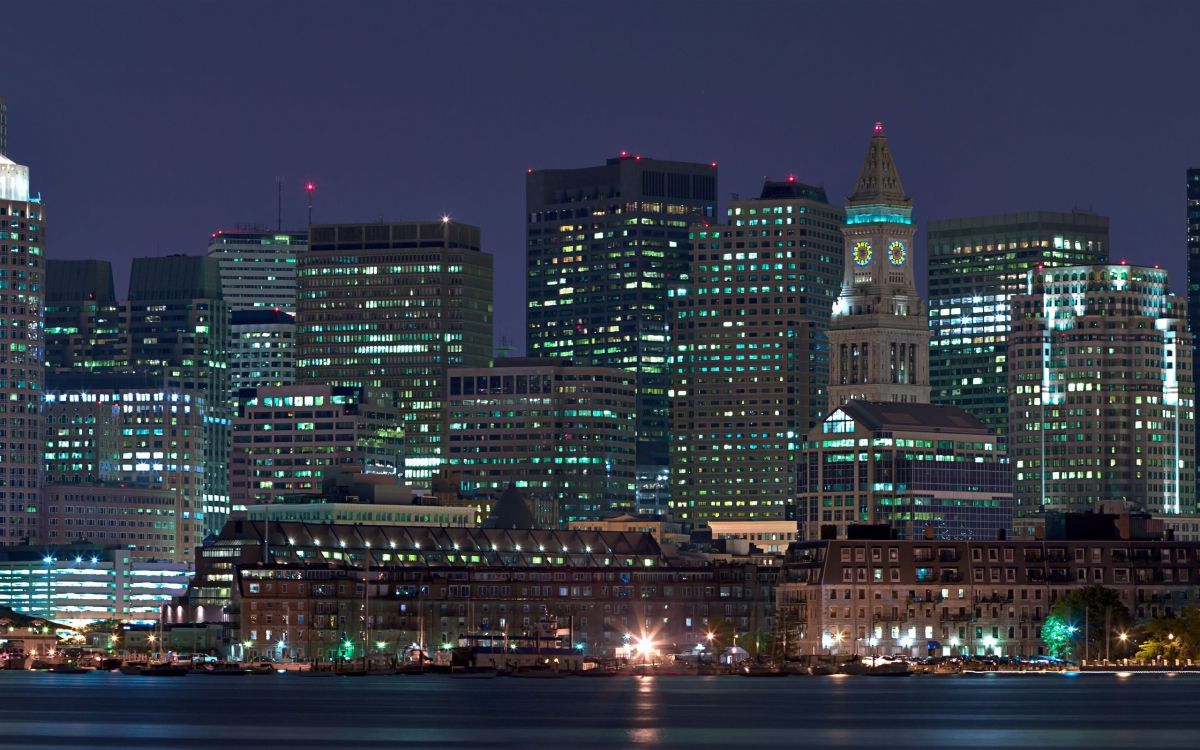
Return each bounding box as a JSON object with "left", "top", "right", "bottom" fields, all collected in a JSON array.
[
  {"left": 276, "top": 177, "right": 283, "bottom": 231},
  {"left": 305, "top": 180, "right": 316, "bottom": 226}
]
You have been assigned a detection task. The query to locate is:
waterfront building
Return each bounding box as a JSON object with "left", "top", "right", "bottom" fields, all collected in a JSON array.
[
  {"left": 776, "top": 533, "right": 1200, "bottom": 660},
  {"left": 797, "top": 400, "right": 1012, "bottom": 541},
  {"left": 128, "top": 255, "right": 231, "bottom": 533},
  {"left": 526, "top": 154, "right": 718, "bottom": 483},
  {"left": 670, "top": 179, "right": 843, "bottom": 524},
  {"left": 207, "top": 228, "right": 306, "bottom": 314},
  {"left": 40, "top": 484, "right": 199, "bottom": 564},
  {"left": 297, "top": 220, "right": 493, "bottom": 483},
  {"left": 244, "top": 501, "right": 473, "bottom": 528},
  {"left": 0, "top": 545, "right": 190, "bottom": 627},
  {"left": 1008, "top": 264, "right": 1195, "bottom": 518},
  {"left": 229, "top": 385, "right": 403, "bottom": 510},
  {"left": 927, "top": 211, "right": 1108, "bottom": 440},
  {"left": 44, "top": 259, "right": 130, "bottom": 373},
  {"left": 229, "top": 309, "right": 295, "bottom": 397},
  {"left": 42, "top": 373, "right": 208, "bottom": 560},
  {"left": 183, "top": 520, "right": 777, "bottom": 663},
  {"left": 0, "top": 138, "right": 43, "bottom": 544},
  {"left": 446, "top": 357, "right": 637, "bottom": 526}
]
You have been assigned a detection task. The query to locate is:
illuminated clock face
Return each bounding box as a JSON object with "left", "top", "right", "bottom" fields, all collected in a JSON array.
[
  {"left": 888, "top": 240, "right": 907, "bottom": 266},
  {"left": 852, "top": 241, "right": 873, "bottom": 266}
]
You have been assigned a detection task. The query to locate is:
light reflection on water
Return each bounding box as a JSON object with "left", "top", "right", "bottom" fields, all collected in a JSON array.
[{"left": 0, "top": 672, "right": 1197, "bottom": 749}]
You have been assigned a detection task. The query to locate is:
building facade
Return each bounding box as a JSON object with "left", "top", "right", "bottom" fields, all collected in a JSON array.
[
  {"left": 777, "top": 537, "right": 1200, "bottom": 660},
  {"left": 1188, "top": 169, "right": 1200, "bottom": 501},
  {"left": 0, "top": 144, "right": 43, "bottom": 544},
  {"left": 1008, "top": 264, "right": 1195, "bottom": 518},
  {"left": 207, "top": 228, "right": 307, "bottom": 314},
  {"left": 928, "top": 211, "right": 1108, "bottom": 441},
  {"left": 446, "top": 358, "right": 636, "bottom": 526},
  {"left": 229, "top": 309, "right": 296, "bottom": 397},
  {"left": 128, "top": 255, "right": 231, "bottom": 533},
  {"left": 670, "top": 179, "right": 843, "bottom": 525},
  {"left": 526, "top": 154, "right": 718, "bottom": 479},
  {"left": 44, "top": 259, "right": 130, "bottom": 373},
  {"left": 827, "top": 124, "right": 929, "bottom": 408},
  {"left": 297, "top": 220, "right": 493, "bottom": 483},
  {"left": 229, "top": 385, "right": 403, "bottom": 510},
  {"left": 39, "top": 485, "right": 199, "bottom": 565}
]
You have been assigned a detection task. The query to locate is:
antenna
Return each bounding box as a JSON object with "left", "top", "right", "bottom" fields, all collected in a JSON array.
[
  {"left": 305, "top": 180, "right": 316, "bottom": 226},
  {"left": 276, "top": 177, "right": 283, "bottom": 231}
]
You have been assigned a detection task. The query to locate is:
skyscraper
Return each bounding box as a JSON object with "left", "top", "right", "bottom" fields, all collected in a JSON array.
[
  {"left": 827, "top": 123, "right": 928, "bottom": 407},
  {"left": 1187, "top": 168, "right": 1200, "bottom": 497},
  {"left": 526, "top": 154, "right": 717, "bottom": 481},
  {"left": 669, "top": 179, "right": 844, "bottom": 525},
  {"left": 0, "top": 134, "right": 43, "bottom": 544},
  {"left": 229, "top": 308, "right": 295, "bottom": 396},
  {"left": 296, "top": 219, "right": 493, "bottom": 482},
  {"left": 1009, "top": 264, "right": 1195, "bottom": 518},
  {"left": 128, "top": 255, "right": 230, "bottom": 533},
  {"left": 44, "top": 259, "right": 129, "bottom": 373},
  {"left": 208, "top": 229, "right": 307, "bottom": 314},
  {"left": 928, "top": 211, "right": 1108, "bottom": 440}
]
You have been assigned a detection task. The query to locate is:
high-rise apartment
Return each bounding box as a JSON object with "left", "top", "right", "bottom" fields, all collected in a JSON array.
[
  {"left": 446, "top": 357, "right": 637, "bottom": 526},
  {"left": 0, "top": 135, "right": 43, "bottom": 544},
  {"left": 208, "top": 229, "right": 307, "bottom": 313},
  {"left": 928, "top": 211, "right": 1108, "bottom": 440},
  {"left": 526, "top": 154, "right": 718, "bottom": 480},
  {"left": 669, "top": 179, "right": 844, "bottom": 525},
  {"left": 128, "top": 255, "right": 230, "bottom": 532},
  {"left": 44, "top": 259, "right": 130, "bottom": 373},
  {"left": 1009, "top": 264, "right": 1195, "bottom": 518},
  {"left": 297, "top": 220, "right": 493, "bottom": 482}
]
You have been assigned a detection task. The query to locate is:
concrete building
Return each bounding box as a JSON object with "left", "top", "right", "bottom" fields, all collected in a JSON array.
[
  {"left": 526, "top": 154, "right": 718, "bottom": 484},
  {"left": 446, "top": 358, "right": 636, "bottom": 526},
  {"left": 229, "top": 385, "right": 403, "bottom": 510},
  {"left": 1187, "top": 169, "right": 1200, "bottom": 501},
  {"left": 207, "top": 228, "right": 306, "bottom": 314},
  {"left": 128, "top": 255, "right": 231, "bottom": 533},
  {"left": 798, "top": 400, "right": 1012, "bottom": 541},
  {"left": 777, "top": 534, "right": 1200, "bottom": 660},
  {"left": 245, "top": 501, "right": 473, "bottom": 528},
  {"left": 1008, "top": 264, "right": 1195, "bottom": 518},
  {"left": 42, "top": 373, "right": 209, "bottom": 561},
  {"left": 707, "top": 520, "right": 800, "bottom": 556},
  {"left": 297, "top": 220, "right": 493, "bottom": 483},
  {"left": 40, "top": 484, "right": 200, "bottom": 565},
  {"left": 0, "top": 545, "right": 190, "bottom": 627},
  {"left": 44, "top": 259, "right": 130, "bottom": 373},
  {"left": 567, "top": 514, "right": 688, "bottom": 547},
  {"left": 670, "top": 179, "right": 844, "bottom": 525},
  {"left": 927, "top": 211, "right": 1108, "bottom": 441},
  {"left": 0, "top": 140, "right": 43, "bottom": 544},
  {"left": 229, "top": 308, "right": 295, "bottom": 396}
]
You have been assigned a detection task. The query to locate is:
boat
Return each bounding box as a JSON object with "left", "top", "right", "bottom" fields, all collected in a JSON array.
[
  {"left": 511, "top": 665, "right": 566, "bottom": 679},
  {"left": 336, "top": 669, "right": 369, "bottom": 677},
  {"left": 741, "top": 664, "right": 789, "bottom": 677},
  {"left": 119, "top": 663, "right": 144, "bottom": 675},
  {"left": 199, "top": 663, "right": 247, "bottom": 676},
  {"left": 807, "top": 664, "right": 836, "bottom": 676},
  {"left": 140, "top": 664, "right": 189, "bottom": 677},
  {"left": 49, "top": 663, "right": 88, "bottom": 674}
]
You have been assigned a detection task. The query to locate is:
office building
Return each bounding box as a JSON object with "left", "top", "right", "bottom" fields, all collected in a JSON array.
[
  {"left": 42, "top": 373, "right": 209, "bottom": 561},
  {"left": 0, "top": 137, "right": 43, "bottom": 544},
  {"left": 446, "top": 358, "right": 637, "bottom": 526},
  {"left": 229, "top": 308, "right": 295, "bottom": 396},
  {"left": 128, "top": 255, "right": 231, "bottom": 533},
  {"left": 526, "top": 154, "right": 718, "bottom": 481},
  {"left": 208, "top": 228, "right": 306, "bottom": 313},
  {"left": 297, "top": 219, "right": 493, "bottom": 482},
  {"left": 229, "top": 385, "right": 403, "bottom": 509},
  {"left": 40, "top": 485, "right": 196, "bottom": 564},
  {"left": 928, "top": 211, "right": 1108, "bottom": 440},
  {"left": 1009, "top": 264, "right": 1195, "bottom": 518},
  {"left": 670, "top": 178, "right": 843, "bottom": 524},
  {"left": 1187, "top": 169, "right": 1200, "bottom": 498},
  {"left": 44, "top": 259, "right": 130, "bottom": 373}
]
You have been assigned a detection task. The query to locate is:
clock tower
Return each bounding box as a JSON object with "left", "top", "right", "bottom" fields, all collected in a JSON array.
[{"left": 827, "top": 123, "right": 931, "bottom": 408}]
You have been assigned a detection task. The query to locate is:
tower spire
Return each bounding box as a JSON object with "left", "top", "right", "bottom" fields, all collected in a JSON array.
[{"left": 848, "top": 122, "right": 910, "bottom": 205}]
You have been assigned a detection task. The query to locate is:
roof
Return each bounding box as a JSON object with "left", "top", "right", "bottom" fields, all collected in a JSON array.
[
  {"left": 847, "top": 123, "right": 910, "bottom": 206},
  {"left": 484, "top": 484, "right": 537, "bottom": 529},
  {"left": 834, "top": 400, "right": 991, "bottom": 435},
  {"left": 757, "top": 179, "right": 829, "bottom": 204},
  {"left": 231, "top": 309, "right": 295, "bottom": 326}
]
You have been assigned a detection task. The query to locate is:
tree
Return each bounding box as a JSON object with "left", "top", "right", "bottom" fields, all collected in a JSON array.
[
  {"left": 1136, "top": 606, "right": 1200, "bottom": 662},
  {"left": 1042, "top": 585, "right": 1133, "bottom": 660}
]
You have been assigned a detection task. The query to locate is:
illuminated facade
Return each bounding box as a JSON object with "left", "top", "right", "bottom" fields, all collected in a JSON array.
[
  {"left": 928, "top": 211, "right": 1108, "bottom": 441},
  {"left": 128, "top": 255, "right": 231, "bottom": 533},
  {"left": 229, "top": 308, "right": 295, "bottom": 397},
  {"left": 297, "top": 220, "right": 493, "bottom": 483},
  {"left": 526, "top": 154, "right": 718, "bottom": 479},
  {"left": 827, "top": 124, "right": 928, "bottom": 408},
  {"left": 798, "top": 400, "right": 1013, "bottom": 541},
  {"left": 0, "top": 546, "right": 190, "bottom": 627},
  {"left": 1188, "top": 169, "right": 1200, "bottom": 498},
  {"left": 230, "top": 385, "right": 403, "bottom": 509},
  {"left": 208, "top": 229, "right": 306, "bottom": 314},
  {"left": 42, "top": 373, "right": 208, "bottom": 560},
  {"left": 44, "top": 259, "right": 130, "bottom": 373},
  {"left": 1008, "top": 264, "right": 1195, "bottom": 517},
  {"left": 0, "top": 144, "right": 43, "bottom": 544},
  {"left": 446, "top": 358, "right": 637, "bottom": 526},
  {"left": 670, "top": 179, "right": 843, "bottom": 524},
  {"left": 40, "top": 485, "right": 199, "bottom": 564}
]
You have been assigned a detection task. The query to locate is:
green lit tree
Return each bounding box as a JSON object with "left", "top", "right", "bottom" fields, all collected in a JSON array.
[
  {"left": 1040, "top": 614, "right": 1075, "bottom": 659},
  {"left": 1043, "top": 585, "right": 1132, "bottom": 660}
]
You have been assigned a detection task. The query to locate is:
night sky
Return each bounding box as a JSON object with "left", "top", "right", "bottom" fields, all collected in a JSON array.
[{"left": 4, "top": 1, "right": 1198, "bottom": 352}]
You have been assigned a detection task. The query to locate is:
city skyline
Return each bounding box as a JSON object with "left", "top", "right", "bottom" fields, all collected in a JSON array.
[{"left": 3, "top": 2, "right": 1200, "bottom": 353}]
